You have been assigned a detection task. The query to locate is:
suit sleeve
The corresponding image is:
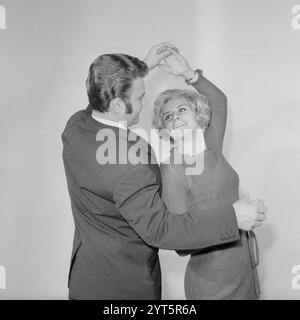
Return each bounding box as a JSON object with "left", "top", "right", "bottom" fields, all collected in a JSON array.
[
  {"left": 113, "top": 163, "right": 240, "bottom": 250},
  {"left": 160, "top": 163, "right": 208, "bottom": 256},
  {"left": 161, "top": 164, "right": 188, "bottom": 215},
  {"left": 191, "top": 70, "right": 227, "bottom": 153}
]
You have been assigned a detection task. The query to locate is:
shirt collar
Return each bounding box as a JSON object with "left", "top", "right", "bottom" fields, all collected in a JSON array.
[{"left": 91, "top": 110, "right": 127, "bottom": 130}]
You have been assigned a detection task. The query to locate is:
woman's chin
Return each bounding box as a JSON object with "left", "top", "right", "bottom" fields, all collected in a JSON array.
[{"left": 169, "top": 129, "right": 184, "bottom": 141}]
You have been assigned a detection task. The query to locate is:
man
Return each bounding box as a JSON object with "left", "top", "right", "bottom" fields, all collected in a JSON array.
[{"left": 62, "top": 43, "right": 266, "bottom": 299}]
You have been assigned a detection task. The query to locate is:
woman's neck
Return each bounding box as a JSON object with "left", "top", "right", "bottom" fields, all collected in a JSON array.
[{"left": 175, "top": 128, "right": 206, "bottom": 156}]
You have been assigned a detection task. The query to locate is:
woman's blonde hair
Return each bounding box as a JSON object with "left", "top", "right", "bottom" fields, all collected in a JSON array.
[{"left": 152, "top": 89, "right": 211, "bottom": 131}]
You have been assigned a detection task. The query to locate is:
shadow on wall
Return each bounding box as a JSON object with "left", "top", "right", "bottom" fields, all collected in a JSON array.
[
  {"left": 227, "top": 100, "right": 300, "bottom": 298},
  {"left": 257, "top": 224, "right": 276, "bottom": 299}
]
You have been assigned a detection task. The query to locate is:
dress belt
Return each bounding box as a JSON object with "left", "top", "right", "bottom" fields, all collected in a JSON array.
[
  {"left": 246, "top": 230, "right": 261, "bottom": 297},
  {"left": 246, "top": 230, "right": 259, "bottom": 268}
]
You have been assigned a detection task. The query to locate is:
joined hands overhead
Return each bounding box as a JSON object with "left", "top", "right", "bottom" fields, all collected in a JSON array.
[
  {"left": 144, "top": 42, "right": 195, "bottom": 79},
  {"left": 143, "top": 42, "right": 178, "bottom": 70}
]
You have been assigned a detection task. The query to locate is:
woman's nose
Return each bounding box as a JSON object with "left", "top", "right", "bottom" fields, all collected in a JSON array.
[{"left": 172, "top": 112, "right": 180, "bottom": 120}]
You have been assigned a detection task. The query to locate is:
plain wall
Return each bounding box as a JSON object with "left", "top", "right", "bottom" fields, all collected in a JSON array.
[{"left": 0, "top": 0, "right": 299, "bottom": 299}]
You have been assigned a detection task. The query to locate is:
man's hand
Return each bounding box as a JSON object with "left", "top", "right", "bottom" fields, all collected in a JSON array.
[
  {"left": 233, "top": 195, "right": 267, "bottom": 231},
  {"left": 143, "top": 42, "right": 178, "bottom": 71},
  {"left": 158, "top": 49, "right": 195, "bottom": 80}
]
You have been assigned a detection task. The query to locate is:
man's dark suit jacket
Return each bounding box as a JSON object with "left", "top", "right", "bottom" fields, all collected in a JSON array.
[{"left": 62, "top": 98, "right": 240, "bottom": 300}]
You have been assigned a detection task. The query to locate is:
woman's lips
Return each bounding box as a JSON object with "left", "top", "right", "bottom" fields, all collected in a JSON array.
[{"left": 173, "top": 123, "right": 185, "bottom": 129}]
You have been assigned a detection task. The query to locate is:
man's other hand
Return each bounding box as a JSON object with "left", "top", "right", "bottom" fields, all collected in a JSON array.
[{"left": 233, "top": 195, "right": 267, "bottom": 231}]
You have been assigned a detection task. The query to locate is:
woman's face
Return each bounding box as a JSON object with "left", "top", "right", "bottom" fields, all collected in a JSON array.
[{"left": 161, "top": 97, "right": 199, "bottom": 140}]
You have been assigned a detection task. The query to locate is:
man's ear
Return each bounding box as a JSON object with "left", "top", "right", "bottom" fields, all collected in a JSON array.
[{"left": 110, "top": 98, "right": 126, "bottom": 116}]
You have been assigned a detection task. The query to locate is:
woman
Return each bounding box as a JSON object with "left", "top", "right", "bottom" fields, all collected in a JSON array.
[{"left": 153, "top": 50, "right": 261, "bottom": 300}]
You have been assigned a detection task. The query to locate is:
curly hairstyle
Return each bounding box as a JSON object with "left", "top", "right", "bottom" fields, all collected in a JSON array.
[
  {"left": 86, "top": 54, "right": 149, "bottom": 113},
  {"left": 152, "top": 89, "right": 211, "bottom": 131}
]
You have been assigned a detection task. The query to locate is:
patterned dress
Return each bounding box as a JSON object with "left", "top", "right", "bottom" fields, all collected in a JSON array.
[{"left": 160, "top": 71, "right": 260, "bottom": 300}]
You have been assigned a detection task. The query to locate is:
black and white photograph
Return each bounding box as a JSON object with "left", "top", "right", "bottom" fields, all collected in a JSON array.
[{"left": 0, "top": 0, "right": 300, "bottom": 304}]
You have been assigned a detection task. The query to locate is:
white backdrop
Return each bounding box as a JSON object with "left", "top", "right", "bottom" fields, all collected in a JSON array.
[{"left": 0, "top": 0, "right": 299, "bottom": 299}]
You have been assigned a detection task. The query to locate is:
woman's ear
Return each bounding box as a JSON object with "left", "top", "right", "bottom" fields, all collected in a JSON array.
[
  {"left": 195, "top": 114, "right": 201, "bottom": 126},
  {"left": 195, "top": 114, "right": 206, "bottom": 130}
]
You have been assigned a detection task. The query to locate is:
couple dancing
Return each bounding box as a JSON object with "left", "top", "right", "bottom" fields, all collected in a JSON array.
[{"left": 62, "top": 42, "right": 267, "bottom": 300}]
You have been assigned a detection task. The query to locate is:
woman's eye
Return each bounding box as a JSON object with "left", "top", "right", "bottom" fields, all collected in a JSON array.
[
  {"left": 164, "top": 115, "right": 171, "bottom": 121},
  {"left": 179, "top": 107, "right": 186, "bottom": 112}
]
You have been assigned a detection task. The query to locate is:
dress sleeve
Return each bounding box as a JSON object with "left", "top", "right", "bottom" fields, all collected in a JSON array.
[{"left": 191, "top": 70, "right": 228, "bottom": 153}]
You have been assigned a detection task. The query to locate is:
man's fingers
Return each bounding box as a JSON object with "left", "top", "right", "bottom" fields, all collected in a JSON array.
[
  {"left": 155, "top": 41, "right": 174, "bottom": 47},
  {"left": 157, "top": 41, "right": 177, "bottom": 49},
  {"left": 252, "top": 199, "right": 262, "bottom": 205},
  {"left": 257, "top": 205, "right": 267, "bottom": 214},
  {"left": 157, "top": 49, "right": 173, "bottom": 59},
  {"left": 256, "top": 212, "right": 266, "bottom": 221},
  {"left": 254, "top": 221, "right": 262, "bottom": 228},
  {"left": 168, "top": 47, "right": 181, "bottom": 55},
  {"left": 156, "top": 43, "right": 178, "bottom": 54},
  {"left": 166, "top": 47, "right": 179, "bottom": 54}
]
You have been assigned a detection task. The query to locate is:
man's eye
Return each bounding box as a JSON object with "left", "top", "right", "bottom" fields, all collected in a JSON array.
[{"left": 164, "top": 115, "right": 171, "bottom": 121}]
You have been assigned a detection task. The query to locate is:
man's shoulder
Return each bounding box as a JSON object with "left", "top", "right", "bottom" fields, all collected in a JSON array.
[{"left": 64, "top": 109, "right": 88, "bottom": 131}]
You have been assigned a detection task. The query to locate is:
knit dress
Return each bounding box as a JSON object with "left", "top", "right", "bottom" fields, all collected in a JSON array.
[{"left": 160, "top": 72, "right": 260, "bottom": 300}]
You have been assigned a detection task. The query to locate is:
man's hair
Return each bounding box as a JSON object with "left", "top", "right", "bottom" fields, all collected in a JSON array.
[
  {"left": 86, "top": 54, "right": 149, "bottom": 113},
  {"left": 152, "top": 89, "right": 211, "bottom": 131}
]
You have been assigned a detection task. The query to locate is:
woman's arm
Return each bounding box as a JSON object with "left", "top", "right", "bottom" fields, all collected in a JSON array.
[
  {"left": 190, "top": 71, "right": 227, "bottom": 153},
  {"left": 159, "top": 50, "right": 228, "bottom": 152}
]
